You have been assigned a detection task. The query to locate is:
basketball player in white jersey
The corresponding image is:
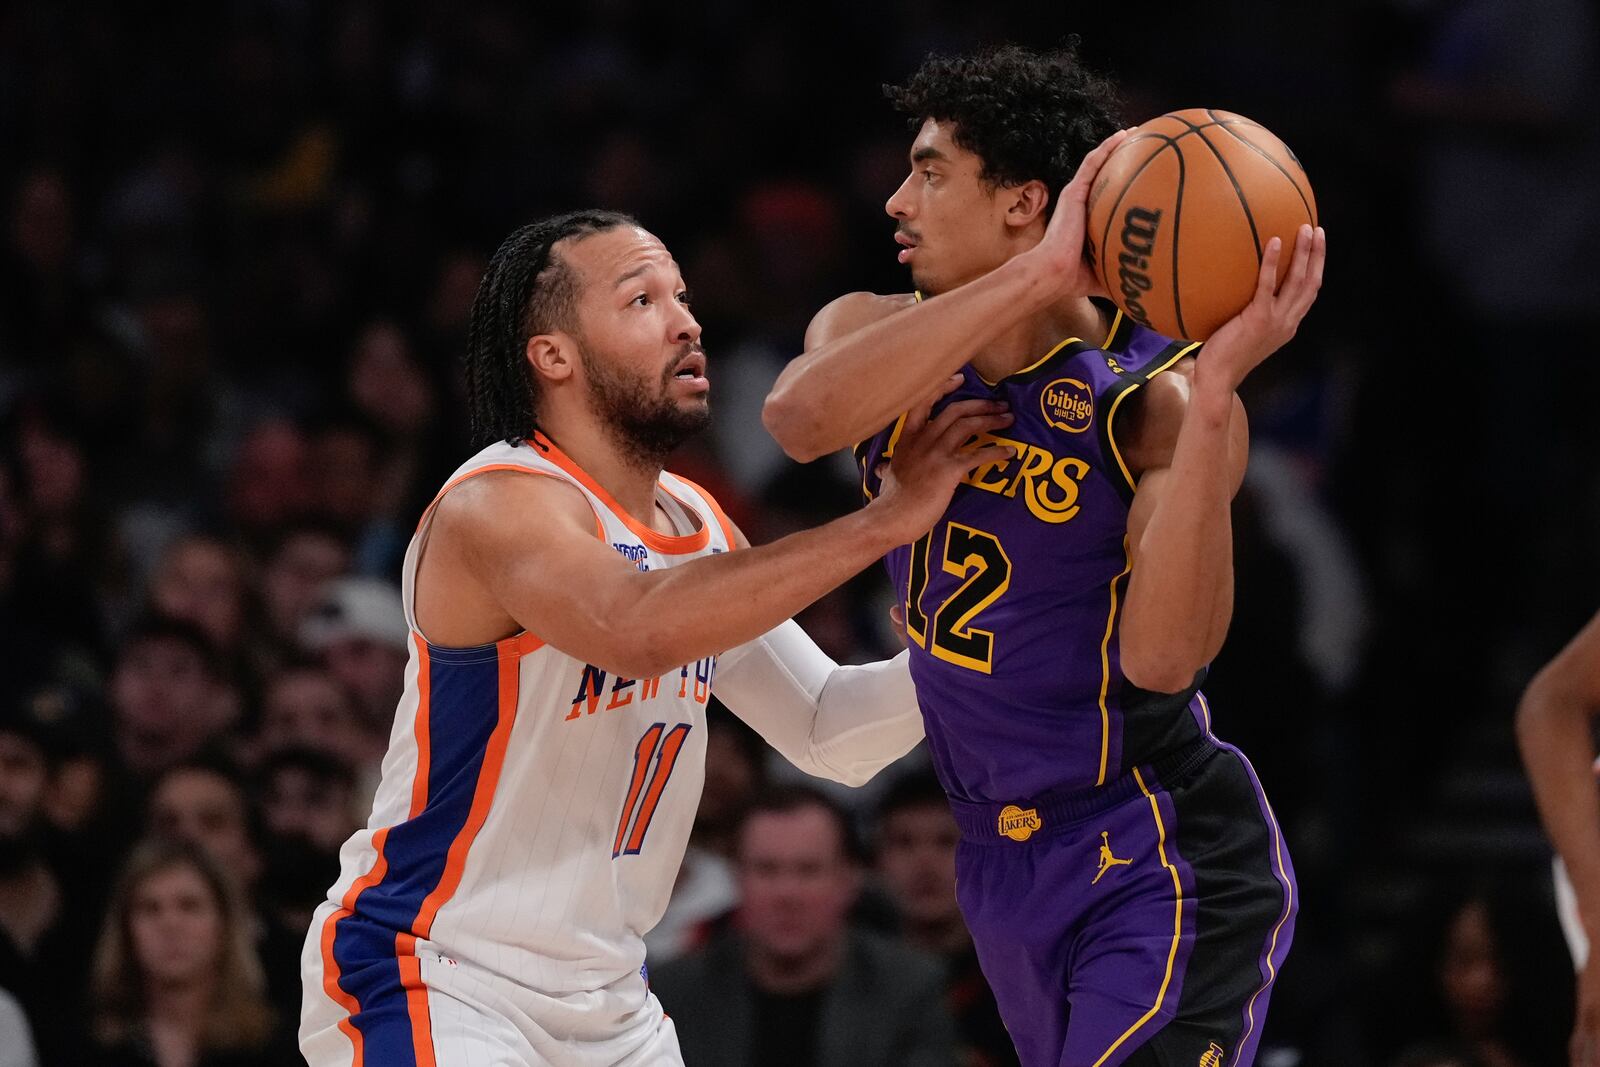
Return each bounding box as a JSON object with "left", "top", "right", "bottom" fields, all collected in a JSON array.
[
  {"left": 299, "top": 209, "right": 1016, "bottom": 1067},
  {"left": 1518, "top": 607, "right": 1600, "bottom": 1067}
]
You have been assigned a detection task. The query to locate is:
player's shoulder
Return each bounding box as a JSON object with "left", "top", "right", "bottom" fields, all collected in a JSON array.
[
  {"left": 804, "top": 291, "right": 916, "bottom": 351},
  {"left": 432, "top": 462, "right": 596, "bottom": 544}
]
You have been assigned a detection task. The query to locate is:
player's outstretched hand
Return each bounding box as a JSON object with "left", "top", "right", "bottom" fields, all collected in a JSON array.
[
  {"left": 1195, "top": 223, "right": 1326, "bottom": 396},
  {"left": 1034, "top": 127, "right": 1133, "bottom": 300},
  {"left": 870, "top": 381, "right": 1014, "bottom": 545}
]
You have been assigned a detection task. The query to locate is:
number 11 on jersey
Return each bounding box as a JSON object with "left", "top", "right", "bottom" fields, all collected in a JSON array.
[{"left": 613, "top": 722, "right": 692, "bottom": 858}]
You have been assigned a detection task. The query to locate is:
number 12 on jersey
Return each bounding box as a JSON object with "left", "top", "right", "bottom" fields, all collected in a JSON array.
[
  {"left": 906, "top": 523, "right": 1012, "bottom": 673},
  {"left": 613, "top": 722, "right": 692, "bottom": 858}
]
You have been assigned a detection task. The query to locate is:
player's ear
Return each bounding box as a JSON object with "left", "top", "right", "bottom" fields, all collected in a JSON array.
[
  {"left": 526, "top": 333, "right": 576, "bottom": 385},
  {"left": 1003, "top": 179, "right": 1051, "bottom": 231}
]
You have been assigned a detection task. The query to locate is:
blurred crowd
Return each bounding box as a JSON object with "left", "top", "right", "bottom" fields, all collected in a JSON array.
[{"left": 2, "top": 1, "right": 1598, "bottom": 1065}]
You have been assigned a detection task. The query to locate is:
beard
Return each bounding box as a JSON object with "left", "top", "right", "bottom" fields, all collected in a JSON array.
[{"left": 579, "top": 340, "right": 711, "bottom": 470}]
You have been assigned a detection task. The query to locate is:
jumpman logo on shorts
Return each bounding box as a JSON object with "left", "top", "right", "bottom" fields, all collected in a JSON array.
[{"left": 1092, "top": 831, "right": 1133, "bottom": 884}]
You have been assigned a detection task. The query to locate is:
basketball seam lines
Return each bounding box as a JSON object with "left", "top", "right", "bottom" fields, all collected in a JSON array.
[
  {"left": 1205, "top": 110, "right": 1316, "bottom": 224},
  {"left": 1171, "top": 141, "right": 1187, "bottom": 339},
  {"left": 1171, "top": 115, "right": 1263, "bottom": 263},
  {"left": 1095, "top": 140, "right": 1174, "bottom": 322}
]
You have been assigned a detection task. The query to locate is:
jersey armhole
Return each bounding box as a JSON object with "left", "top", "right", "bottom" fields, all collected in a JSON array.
[
  {"left": 856, "top": 409, "right": 912, "bottom": 503},
  {"left": 1095, "top": 339, "right": 1203, "bottom": 503},
  {"left": 408, "top": 465, "right": 603, "bottom": 651},
  {"left": 667, "top": 473, "right": 739, "bottom": 550}
]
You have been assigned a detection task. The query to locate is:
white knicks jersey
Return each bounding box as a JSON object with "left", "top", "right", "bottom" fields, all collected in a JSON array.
[{"left": 302, "top": 431, "right": 732, "bottom": 1064}]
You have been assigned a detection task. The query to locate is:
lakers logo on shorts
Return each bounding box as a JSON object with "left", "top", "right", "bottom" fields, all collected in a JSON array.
[
  {"left": 1199, "top": 1042, "right": 1226, "bottom": 1067},
  {"left": 1040, "top": 377, "right": 1094, "bottom": 433},
  {"left": 997, "top": 805, "right": 1042, "bottom": 841}
]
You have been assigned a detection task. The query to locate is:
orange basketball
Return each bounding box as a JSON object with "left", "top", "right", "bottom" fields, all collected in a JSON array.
[{"left": 1085, "top": 109, "right": 1317, "bottom": 341}]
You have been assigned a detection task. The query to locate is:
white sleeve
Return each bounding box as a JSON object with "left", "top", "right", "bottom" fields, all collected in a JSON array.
[{"left": 712, "top": 620, "right": 924, "bottom": 787}]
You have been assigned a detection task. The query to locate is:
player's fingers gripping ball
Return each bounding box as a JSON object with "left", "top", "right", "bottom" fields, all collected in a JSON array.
[{"left": 1086, "top": 109, "right": 1317, "bottom": 342}]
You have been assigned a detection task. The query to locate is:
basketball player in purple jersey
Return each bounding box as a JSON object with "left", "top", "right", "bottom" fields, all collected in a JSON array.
[{"left": 764, "top": 45, "right": 1326, "bottom": 1067}]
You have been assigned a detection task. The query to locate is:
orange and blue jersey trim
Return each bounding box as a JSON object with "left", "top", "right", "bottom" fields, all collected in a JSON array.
[
  {"left": 531, "top": 431, "right": 711, "bottom": 555},
  {"left": 666, "top": 473, "right": 738, "bottom": 549},
  {"left": 317, "top": 635, "right": 524, "bottom": 1066}
]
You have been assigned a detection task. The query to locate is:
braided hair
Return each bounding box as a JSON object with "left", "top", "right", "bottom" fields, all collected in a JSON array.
[{"left": 464, "top": 209, "right": 639, "bottom": 447}]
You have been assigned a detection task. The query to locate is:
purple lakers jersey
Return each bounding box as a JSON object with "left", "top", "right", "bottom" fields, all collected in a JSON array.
[{"left": 857, "top": 308, "right": 1213, "bottom": 803}]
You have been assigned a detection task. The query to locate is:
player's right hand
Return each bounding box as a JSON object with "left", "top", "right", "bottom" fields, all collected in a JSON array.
[
  {"left": 870, "top": 384, "right": 1014, "bottom": 545},
  {"left": 1033, "top": 127, "right": 1133, "bottom": 300}
]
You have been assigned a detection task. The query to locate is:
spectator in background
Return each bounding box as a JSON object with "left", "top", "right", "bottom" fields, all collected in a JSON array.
[
  {"left": 254, "top": 746, "right": 358, "bottom": 906},
  {"left": 297, "top": 576, "right": 408, "bottom": 739},
  {"left": 693, "top": 702, "right": 768, "bottom": 860},
  {"left": 88, "top": 838, "right": 286, "bottom": 1067},
  {"left": 109, "top": 617, "right": 234, "bottom": 780},
  {"left": 224, "top": 420, "right": 314, "bottom": 539},
  {"left": 254, "top": 523, "right": 350, "bottom": 673},
  {"left": 875, "top": 772, "right": 1016, "bottom": 1067},
  {"left": 148, "top": 535, "right": 249, "bottom": 670},
  {"left": 1383, "top": 879, "right": 1571, "bottom": 1067},
  {"left": 254, "top": 664, "right": 381, "bottom": 794},
  {"left": 652, "top": 784, "right": 955, "bottom": 1067},
  {"left": 306, "top": 417, "right": 407, "bottom": 576},
  {"left": 0, "top": 699, "right": 101, "bottom": 1066},
  {"left": 144, "top": 758, "right": 306, "bottom": 1026},
  {"left": 644, "top": 705, "right": 753, "bottom": 964},
  {"left": 0, "top": 397, "right": 108, "bottom": 682},
  {"left": 344, "top": 317, "right": 444, "bottom": 526},
  {"left": 254, "top": 746, "right": 360, "bottom": 1017},
  {"left": 147, "top": 761, "right": 261, "bottom": 892}
]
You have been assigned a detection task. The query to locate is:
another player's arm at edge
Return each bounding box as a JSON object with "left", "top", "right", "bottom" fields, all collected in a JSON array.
[
  {"left": 428, "top": 407, "right": 1013, "bottom": 682},
  {"left": 1516, "top": 610, "right": 1600, "bottom": 963},
  {"left": 712, "top": 521, "right": 924, "bottom": 787}
]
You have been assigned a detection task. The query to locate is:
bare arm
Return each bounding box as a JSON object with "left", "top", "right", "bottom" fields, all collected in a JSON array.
[
  {"left": 1118, "top": 225, "right": 1325, "bottom": 694},
  {"left": 767, "top": 271, "right": 1057, "bottom": 462},
  {"left": 1519, "top": 612, "right": 1600, "bottom": 934},
  {"left": 428, "top": 400, "right": 1013, "bottom": 679},
  {"left": 763, "top": 129, "right": 1133, "bottom": 462},
  {"left": 1517, "top": 612, "right": 1600, "bottom": 1066},
  {"left": 1119, "top": 372, "right": 1249, "bottom": 693}
]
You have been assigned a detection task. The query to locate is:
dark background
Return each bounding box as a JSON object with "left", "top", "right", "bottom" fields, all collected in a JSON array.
[{"left": 2, "top": 1, "right": 1598, "bottom": 1064}]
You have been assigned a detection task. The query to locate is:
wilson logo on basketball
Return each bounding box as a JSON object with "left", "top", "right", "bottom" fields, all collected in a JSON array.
[
  {"left": 1040, "top": 377, "right": 1094, "bottom": 433},
  {"left": 1117, "top": 206, "right": 1164, "bottom": 327},
  {"left": 997, "top": 805, "right": 1042, "bottom": 841}
]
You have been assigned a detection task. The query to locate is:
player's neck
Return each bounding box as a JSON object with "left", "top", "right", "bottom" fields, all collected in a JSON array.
[
  {"left": 537, "top": 412, "right": 662, "bottom": 524},
  {"left": 968, "top": 295, "right": 1107, "bottom": 383}
]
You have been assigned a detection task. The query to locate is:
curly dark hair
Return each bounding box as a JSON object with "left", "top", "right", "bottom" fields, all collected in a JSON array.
[
  {"left": 885, "top": 41, "right": 1123, "bottom": 213},
  {"left": 464, "top": 209, "right": 638, "bottom": 447}
]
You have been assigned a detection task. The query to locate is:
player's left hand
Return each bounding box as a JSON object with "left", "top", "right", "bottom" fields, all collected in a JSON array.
[{"left": 1194, "top": 223, "right": 1326, "bottom": 397}]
